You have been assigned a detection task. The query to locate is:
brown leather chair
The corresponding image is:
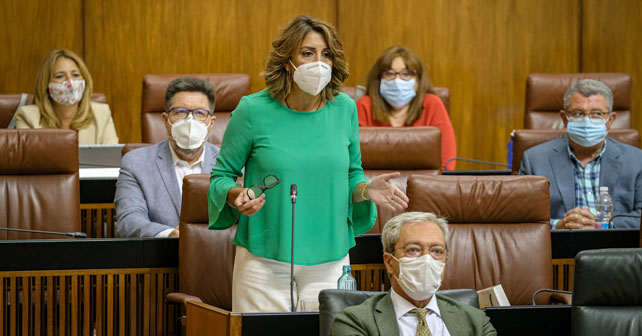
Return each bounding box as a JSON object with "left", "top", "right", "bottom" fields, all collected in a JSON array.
[
  {"left": 342, "top": 86, "right": 451, "bottom": 114},
  {"left": 167, "top": 174, "right": 237, "bottom": 326},
  {"left": 0, "top": 129, "right": 80, "bottom": 239},
  {"left": 360, "top": 126, "right": 441, "bottom": 233},
  {"left": 525, "top": 73, "right": 632, "bottom": 129},
  {"left": 121, "top": 142, "right": 151, "bottom": 156},
  {"left": 511, "top": 129, "right": 641, "bottom": 174},
  {"left": 0, "top": 93, "right": 107, "bottom": 128},
  {"left": 406, "top": 175, "right": 554, "bottom": 305},
  {"left": 141, "top": 74, "right": 250, "bottom": 145}
]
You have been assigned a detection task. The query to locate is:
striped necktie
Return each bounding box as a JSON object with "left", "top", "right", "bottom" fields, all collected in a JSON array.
[{"left": 411, "top": 308, "right": 432, "bottom": 336}]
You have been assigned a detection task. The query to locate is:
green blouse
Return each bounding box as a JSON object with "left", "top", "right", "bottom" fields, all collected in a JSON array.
[{"left": 208, "top": 89, "right": 376, "bottom": 265}]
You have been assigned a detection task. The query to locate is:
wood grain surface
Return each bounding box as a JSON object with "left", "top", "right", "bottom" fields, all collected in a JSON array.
[{"left": 1, "top": 0, "right": 640, "bottom": 167}]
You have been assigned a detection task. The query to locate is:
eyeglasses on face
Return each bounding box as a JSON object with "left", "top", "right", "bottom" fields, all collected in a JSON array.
[
  {"left": 169, "top": 107, "right": 212, "bottom": 121},
  {"left": 247, "top": 174, "right": 281, "bottom": 200},
  {"left": 381, "top": 69, "right": 416, "bottom": 81},
  {"left": 565, "top": 109, "right": 610, "bottom": 123},
  {"left": 395, "top": 244, "right": 447, "bottom": 260}
]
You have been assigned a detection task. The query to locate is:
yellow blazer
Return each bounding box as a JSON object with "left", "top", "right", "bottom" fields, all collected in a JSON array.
[{"left": 15, "top": 102, "right": 119, "bottom": 145}]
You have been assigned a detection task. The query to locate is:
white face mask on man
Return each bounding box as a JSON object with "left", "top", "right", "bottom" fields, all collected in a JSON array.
[
  {"left": 167, "top": 116, "right": 210, "bottom": 150},
  {"left": 289, "top": 60, "right": 332, "bottom": 96},
  {"left": 391, "top": 253, "right": 445, "bottom": 301}
]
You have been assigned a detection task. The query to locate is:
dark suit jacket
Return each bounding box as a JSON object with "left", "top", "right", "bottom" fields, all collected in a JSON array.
[
  {"left": 332, "top": 292, "right": 496, "bottom": 336},
  {"left": 519, "top": 136, "right": 642, "bottom": 228}
]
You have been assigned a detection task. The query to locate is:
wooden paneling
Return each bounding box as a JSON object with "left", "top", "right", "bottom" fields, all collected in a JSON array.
[
  {"left": 3, "top": 0, "right": 640, "bottom": 166},
  {"left": 0, "top": 268, "right": 178, "bottom": 335},
  {"left": 339, "top": 0, "right": 580, "bottom": 168},
  {"left": 84, "top": 0, "right": 336, "bottom": 143},
  {"left": 582, "top": 0, "right": 642, "bottom": 135},
  {"left": 0, "top": 0, "right": 83, "bottom": 94}
]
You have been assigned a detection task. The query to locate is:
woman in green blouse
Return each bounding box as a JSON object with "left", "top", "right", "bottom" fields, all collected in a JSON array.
[{"left": 208, "top": 16, "right": 408, "bottom": 313}]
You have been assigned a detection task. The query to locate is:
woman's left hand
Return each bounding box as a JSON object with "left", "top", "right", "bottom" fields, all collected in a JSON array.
[{"left": 365, "top": 172, "right": 409, "bottom": 211}]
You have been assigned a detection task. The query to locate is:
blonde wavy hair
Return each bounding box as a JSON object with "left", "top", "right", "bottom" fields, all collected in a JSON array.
[
  {"left": 263, "top": 16, "right": 348, "bottom": 102},
  {"left": 366, "top": 46, "right": 433, "bottom": 125},
  {"left": 34, "top": 49, "right": 94, "bottom": 130}
]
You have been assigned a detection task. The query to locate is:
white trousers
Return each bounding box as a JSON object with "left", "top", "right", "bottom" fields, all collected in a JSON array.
[{"left": 232, "top": 246, "right": 349, "bottom": 312}]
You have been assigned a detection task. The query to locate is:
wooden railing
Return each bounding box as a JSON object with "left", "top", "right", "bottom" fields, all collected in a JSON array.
[
  {"left": 352, "top": 259, "right": 576, "bottom": 294},
  {"left": 80, "top": 204, "right": 117, "bottom": 238},
  {"left": 0, "top": 268, "right": 178, "bottom": 336},
  {"left": 552, "top": 258, "right": 575, "bottom": 291}
]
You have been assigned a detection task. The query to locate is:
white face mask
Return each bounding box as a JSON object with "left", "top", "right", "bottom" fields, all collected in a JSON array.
[
  {"left": 391, "top": 253, "right": 445, "bottom": 301},
  {"left": 290, "top": 60, "right": 332, "bottom": 96},
  {"left": 48, "top": 79, "right": 85, "bottom": 105},
  {"left": 168, "top": 116, "right": 210, "bottom": 150}
]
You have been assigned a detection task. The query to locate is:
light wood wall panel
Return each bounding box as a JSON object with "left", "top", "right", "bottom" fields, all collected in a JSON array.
[
  {"left": 5, "top": 0, "right": 640, "bottom": 167},
  {"left": 84, "top": 0, "right": 337, "bottom": 143},
  {"left": 0, "top": 0, "right": 83, "bottom": 94},
  {"left": 339, "top": 0, "right": 580, "bottom": 168},
  {"left": 582, "top": 0, "right": 642, "bottom": 134}
]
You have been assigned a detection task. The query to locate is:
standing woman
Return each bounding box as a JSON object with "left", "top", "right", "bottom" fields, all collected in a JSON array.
[
  {"left": 357, "top": 46, "right": 456, "bottom": 170},
  {"left": 208, "top": 16, "right": 408, "bottom": 313},
  {"left": 15, "top": 49, "right": 118, "bottom": 144}
]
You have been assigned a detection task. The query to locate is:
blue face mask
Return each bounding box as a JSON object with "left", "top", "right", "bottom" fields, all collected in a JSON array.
[
  {"left": 379, "top": 78, "right": 416, "bottom": 108},
  {"left": 567, "top": 117, "right": 607, "bottom": 147}
]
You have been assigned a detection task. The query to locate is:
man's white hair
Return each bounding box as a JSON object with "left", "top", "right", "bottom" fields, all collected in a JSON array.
[{"left": 381, "top": 212, "right": 449, "bottom": 253}]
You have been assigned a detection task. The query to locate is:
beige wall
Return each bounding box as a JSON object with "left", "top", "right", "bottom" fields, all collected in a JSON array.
[{"left": 2, "top": 0, "right": 640, "bottom": 168}]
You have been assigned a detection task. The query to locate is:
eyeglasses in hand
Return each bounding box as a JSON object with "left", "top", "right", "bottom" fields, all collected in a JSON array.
[{"left": 247, "top": 174, "right": 281, "bottom": 200}]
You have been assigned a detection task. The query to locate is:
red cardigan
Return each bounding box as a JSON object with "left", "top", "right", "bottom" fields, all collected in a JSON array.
[{"left": 356, "top": 93, "right": 456, "bottom": 170}]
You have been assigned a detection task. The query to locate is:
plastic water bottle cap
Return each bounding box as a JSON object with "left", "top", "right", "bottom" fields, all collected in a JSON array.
[{"left": 599, "top": 186, "right": 608, "bottom": 193}]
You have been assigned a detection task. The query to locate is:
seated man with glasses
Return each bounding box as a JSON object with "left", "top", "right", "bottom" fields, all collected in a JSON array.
[
  {"left": 520, "top": 79, "right": 642, "bottom": 229},
  {"left": 333, "top": 212, "right": 496, "bottom": 335},
  {"left": 115, "top": 77, "right": 219, "bottom": 237}
]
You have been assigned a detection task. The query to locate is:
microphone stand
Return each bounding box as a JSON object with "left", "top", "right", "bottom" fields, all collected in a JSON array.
[
  {"left": 290, "top": 184, "right": 297, "bottom": 312},
  {"left": 0, "top": 227, "right": 87, "bottom": 238}
]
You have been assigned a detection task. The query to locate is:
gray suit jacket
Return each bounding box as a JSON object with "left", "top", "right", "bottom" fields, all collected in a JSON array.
[
  {"left": 519, "top": 136, "right": 642, "bottom": 228},
  {"left": 115, "top": 140, "right": 219, "bottom": 237},
  {"left": 332, "top": 292, "right": 496, "bottom": 336}
]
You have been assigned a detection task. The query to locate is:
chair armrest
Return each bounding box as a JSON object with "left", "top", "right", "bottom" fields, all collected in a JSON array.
[
  {"left": 167, "top": 292, "right": 204, "bottom": 307},
  {"left": 551, "top": 292, "right": 572, "bottom": 305},
  {"left": 531, "top": 289, "right": 572, "bottom": 305}
]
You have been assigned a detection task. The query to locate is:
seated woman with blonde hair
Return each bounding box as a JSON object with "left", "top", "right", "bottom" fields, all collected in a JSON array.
[
  {"left": 16, "top": 49, "right": 118, "bottom": 144},
  {"left": 357, "top": 46, "right": 455, "bottom": 170}
]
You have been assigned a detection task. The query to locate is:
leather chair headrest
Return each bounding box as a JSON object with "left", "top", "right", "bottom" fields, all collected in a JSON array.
[
  {"left": 180, "top": 174, "right": 210, "bottom": 224},
  {"left": 525, "top": 73, "right": 632, "bottom": 129},
  {"left": 407, "top": 175, "right": 550, "bottom": 223},
  {"left": 573, "top": 248, "right": 642, "bottom": 306},
  {"left": 360, "top": 126, "right": 441, "bottom": 170},
  {"left": 0, "top": 129, "right": 78, "bottom": 173},
  {"left": 141, "top": 74, "right": 250, "bottom": 114}
]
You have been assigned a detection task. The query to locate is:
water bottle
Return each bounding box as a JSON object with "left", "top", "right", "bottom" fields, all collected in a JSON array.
[
  {"left": 337, "top": 265, "right": 356, "bottom": 290},
  {"left": 595, "top": 186, "right": 613, "bottom": 229}
]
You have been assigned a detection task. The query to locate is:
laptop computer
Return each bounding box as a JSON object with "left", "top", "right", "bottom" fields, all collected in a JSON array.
[{"left": 78, "top": 144, "right": 124, "bottom": 168}]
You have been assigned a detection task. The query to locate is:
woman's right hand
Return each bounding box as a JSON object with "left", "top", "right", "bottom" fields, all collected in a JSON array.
[{"left": 228, "top": 187, "right": 266, "bottom": 216}]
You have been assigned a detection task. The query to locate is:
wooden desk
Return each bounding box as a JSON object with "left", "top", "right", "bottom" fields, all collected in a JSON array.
[
  {"left": 0, "top": 238, "right": 178, "bottom": 335},
  {"left": 185, "top": 301, "right": 570, "bottom": 336}
]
